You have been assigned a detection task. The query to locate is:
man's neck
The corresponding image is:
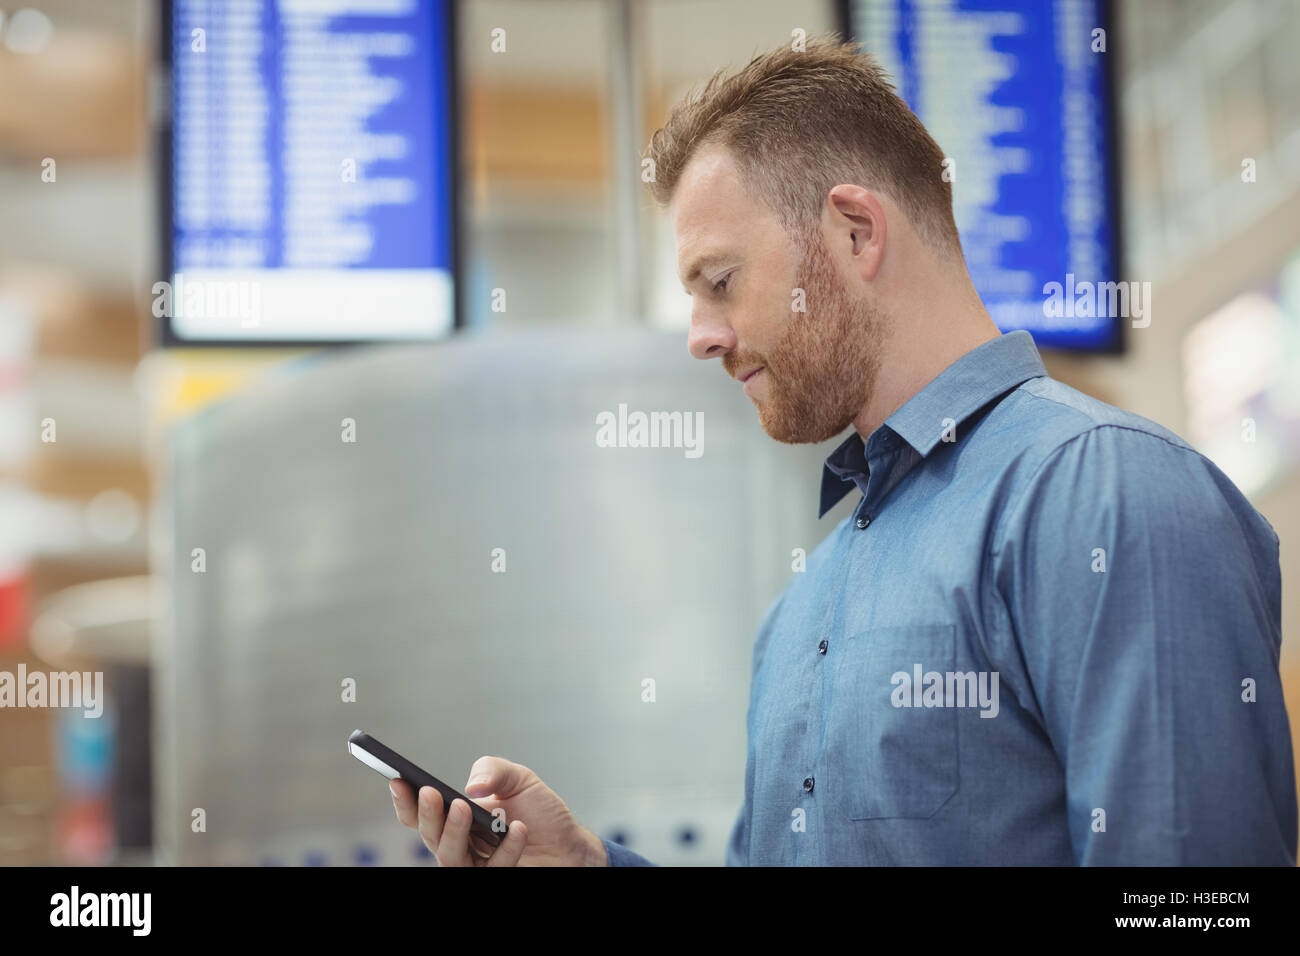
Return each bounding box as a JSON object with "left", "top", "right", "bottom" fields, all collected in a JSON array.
[{"left": 851, "top": 309, "right": 1002, "bottom": 443}]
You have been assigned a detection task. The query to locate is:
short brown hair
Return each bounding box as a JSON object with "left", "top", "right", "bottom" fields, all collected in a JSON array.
[{"left": 646, "top": 35, "right": 962, "bottom": 258}]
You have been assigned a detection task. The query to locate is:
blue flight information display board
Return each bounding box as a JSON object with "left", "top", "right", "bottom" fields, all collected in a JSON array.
[
  {"left": 167, "top": 0, "right": 455, "bottom": 342},
  {"left": 847, "top": 0, "right": 1121, "bottom": 351}
]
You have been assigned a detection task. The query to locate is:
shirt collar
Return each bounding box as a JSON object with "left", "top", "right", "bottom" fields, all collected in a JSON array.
[{"left": 818, "top": 330, "right": 1048, "bottom": 518}]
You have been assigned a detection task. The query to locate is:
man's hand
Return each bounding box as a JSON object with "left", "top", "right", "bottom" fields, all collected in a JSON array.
[{"left": 389, "top": 756, "right": 608, "bottom": 867}]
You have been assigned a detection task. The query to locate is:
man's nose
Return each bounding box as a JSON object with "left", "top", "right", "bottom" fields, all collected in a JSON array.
[{"left": 687, "top": 307, "right": 737, "bottom": 361}]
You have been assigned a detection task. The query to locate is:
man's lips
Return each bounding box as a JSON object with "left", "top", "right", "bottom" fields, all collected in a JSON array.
[{"left": 738, "top": 366, "right": 763, "bottom": 383}]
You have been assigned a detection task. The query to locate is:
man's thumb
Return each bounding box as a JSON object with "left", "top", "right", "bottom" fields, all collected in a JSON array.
[{"left": 465, "top": 757, "right": 520, "bottom": 797}]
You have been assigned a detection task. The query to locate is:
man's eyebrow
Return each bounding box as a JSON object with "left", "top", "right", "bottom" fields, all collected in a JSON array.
[{"left": 679, "top": 252, "right": 732, "bottom": 292}]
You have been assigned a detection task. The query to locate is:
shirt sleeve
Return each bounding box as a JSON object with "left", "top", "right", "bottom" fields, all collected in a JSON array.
[
  {"left": 724, "top": 786, "right": 749, "bottom": 866},
  {"left": 990, "top": 425, "right": 1297, "bottom": 865},
  {"left": 602, "top": 839, "right": 655, "bottom": 867}
]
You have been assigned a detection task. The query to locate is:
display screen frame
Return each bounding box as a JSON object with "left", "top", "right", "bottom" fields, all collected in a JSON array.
[
  {"left": 156, "top": 0, "right": 463, "bottom": 348},
  {"left": 837, "top": 0, "right": 1126, "bottom": 355}
]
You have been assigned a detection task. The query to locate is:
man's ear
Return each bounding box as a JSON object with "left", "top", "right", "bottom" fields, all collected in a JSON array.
[{"left": 827, "top": 185, "right": 886, "bottom": 282}]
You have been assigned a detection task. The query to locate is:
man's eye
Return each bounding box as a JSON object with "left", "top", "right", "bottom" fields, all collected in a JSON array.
[{"left": 713, "top": 273, "right": 732, "bottom": 293}]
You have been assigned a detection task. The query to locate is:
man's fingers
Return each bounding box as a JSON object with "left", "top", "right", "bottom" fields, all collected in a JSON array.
[
  {"left": 416, "top": 786, "right": 446, "bottom": 855},
  {"left": 436, "top": 798, "right": 474, "bottom": 866},
  {"left": 485, "top": 820, "right": 527, "bottom": 866},
  {"left": 394, "top": 777, "right": 521, "bottom": 866},
  {"left": 391, "top": 780, "right": 417, "bottom": 828}
]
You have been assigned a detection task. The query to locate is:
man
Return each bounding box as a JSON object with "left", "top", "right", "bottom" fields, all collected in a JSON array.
[{"left": 389, "top": 37, "right": 1297, "bottom": 865}]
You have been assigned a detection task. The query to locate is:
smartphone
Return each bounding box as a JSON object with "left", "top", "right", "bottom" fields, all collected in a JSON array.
[{"left": 348, "top": 729, "right": 503, "bottom": 847}]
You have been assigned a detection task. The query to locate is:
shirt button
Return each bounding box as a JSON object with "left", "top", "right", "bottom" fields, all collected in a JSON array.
[
  {"left": 817, "top": 639, "right": 828, "bottom": 655},
  {"left": 803, "top": 776, "right": 815, "bottom": 793},
  {"left": 855, "top": 514, "right": 871, "bottom": 529}
]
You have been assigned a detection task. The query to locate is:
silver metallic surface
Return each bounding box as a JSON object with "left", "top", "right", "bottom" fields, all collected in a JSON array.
[{"left": 156, "top": 326, "right": 854, "bottom": 865}]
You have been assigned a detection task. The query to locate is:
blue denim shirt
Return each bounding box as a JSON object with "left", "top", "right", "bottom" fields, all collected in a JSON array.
[{"left": 605, "top": 329, "right": 1296, "bottom": 866}]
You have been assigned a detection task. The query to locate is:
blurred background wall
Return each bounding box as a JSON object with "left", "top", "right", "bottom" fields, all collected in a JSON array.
[{"left": 0, "top": 0, "right": 1297, "bottom": 865}]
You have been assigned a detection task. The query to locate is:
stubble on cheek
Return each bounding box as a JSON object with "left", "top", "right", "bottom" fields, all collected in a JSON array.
[{"left": 755, "top": 240, "right": 880, "bottom": 444}]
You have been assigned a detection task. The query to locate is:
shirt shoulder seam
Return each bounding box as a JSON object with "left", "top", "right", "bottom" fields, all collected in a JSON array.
[{"left": 987, "top": 414, "right": 1204, "bottom": 558}]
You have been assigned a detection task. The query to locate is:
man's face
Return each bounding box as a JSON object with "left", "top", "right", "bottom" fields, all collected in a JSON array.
[{"left": 672, "top": 145, "right": 886, "bottom": 444}]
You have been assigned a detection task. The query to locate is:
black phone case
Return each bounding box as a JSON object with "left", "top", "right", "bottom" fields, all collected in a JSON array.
[{"left": 349, "top": 729, "right": 504, "bottom": 847}]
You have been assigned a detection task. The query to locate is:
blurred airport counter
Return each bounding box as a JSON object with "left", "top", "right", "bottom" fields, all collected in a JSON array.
[{"left": 0, "top": 264, "right": 151, "bottom": 863}]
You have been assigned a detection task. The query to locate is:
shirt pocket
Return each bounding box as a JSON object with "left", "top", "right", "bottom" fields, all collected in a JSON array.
[{"left": 825, "top": 624, "right": 960, "bottom": 821}]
